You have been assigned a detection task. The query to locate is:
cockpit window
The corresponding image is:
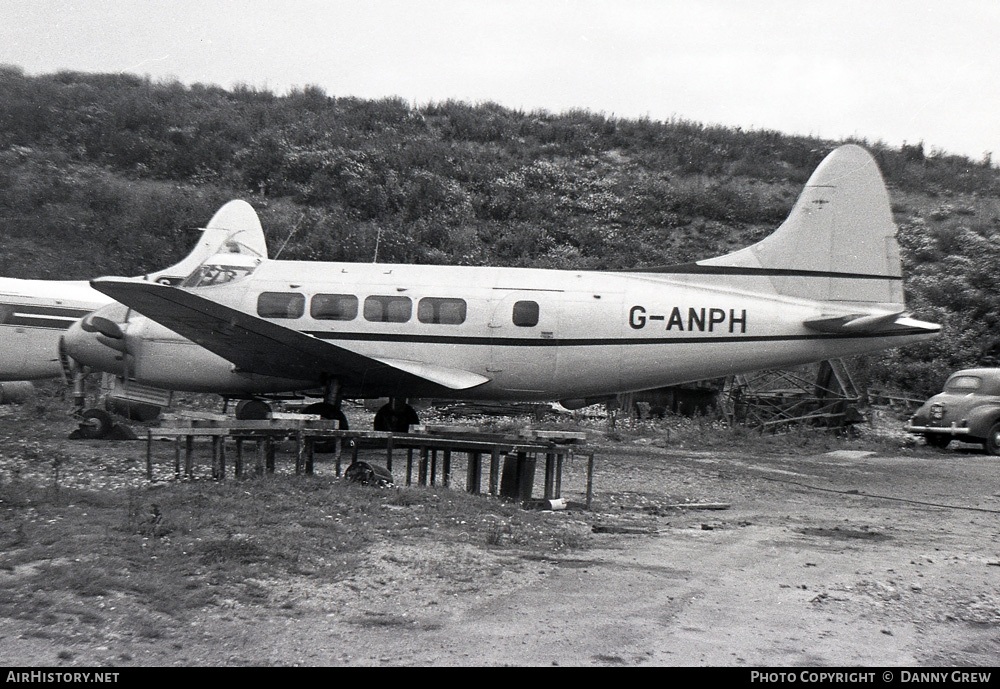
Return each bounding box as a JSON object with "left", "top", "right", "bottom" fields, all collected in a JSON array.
[
  {"left": 181, "top": 263, "right": 256, "bottom": 288},
  {"left": 945, "top": 375, "right": 982, "bottom": 392}
]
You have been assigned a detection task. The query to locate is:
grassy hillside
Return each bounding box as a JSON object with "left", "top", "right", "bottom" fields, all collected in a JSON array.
[{"left": 1, "top": 66, "right": 998, "bottom": 397}]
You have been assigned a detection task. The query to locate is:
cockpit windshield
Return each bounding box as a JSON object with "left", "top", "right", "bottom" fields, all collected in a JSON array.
[{"left": 181, "top": 254, "right": 260, "bottom": 288}]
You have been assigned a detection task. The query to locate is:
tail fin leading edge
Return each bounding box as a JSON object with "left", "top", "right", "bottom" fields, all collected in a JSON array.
[{"left": 699, "top": 144, "right": 903, "bottom": 307}]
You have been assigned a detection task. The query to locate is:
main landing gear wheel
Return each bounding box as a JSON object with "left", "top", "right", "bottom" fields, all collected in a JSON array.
[
  {"left": 235, "top": 399, "right": 271, "bottom": 420},
  {"left": 302, "top": 402, "right": 347, "bottom": 454},
  {"left": 302, "top": 402, "right": 348, "bottom": 429},
  {"left": 373, "top": 402, "right": 419, "bottom": 433},
  {"left": 924, "top": 434, "right": 952, "bottom": 449},
  {"left": 77, "top": 408, "right": 114, "bottom": 439},
  {"left": 984, "top": 422, "right": 1000, "bottom": 456}
]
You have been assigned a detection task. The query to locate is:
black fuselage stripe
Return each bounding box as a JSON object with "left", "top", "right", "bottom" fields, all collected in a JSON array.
[
  {"left": 626, "top": 264, "right": 903, "bottom": 280},
  {"left": 306, "top": 329, "right": 934, "bottom": 346},
  {"left": 1, "top": 318, "right": 75, "bottom": 330}
]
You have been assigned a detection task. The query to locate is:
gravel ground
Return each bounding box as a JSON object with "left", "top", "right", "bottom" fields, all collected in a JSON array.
[{"left": 1, "top": 401, "right": 999, "bottom": 666}]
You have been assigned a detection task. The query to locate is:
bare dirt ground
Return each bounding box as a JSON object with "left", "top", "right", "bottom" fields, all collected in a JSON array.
[{"left": 2, "top": 405, "right": 1000, "bottom": 667}]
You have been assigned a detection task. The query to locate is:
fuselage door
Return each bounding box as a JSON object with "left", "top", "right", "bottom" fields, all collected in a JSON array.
[{"left": 487, "top": 291, "right": 558, "bottom": 395}]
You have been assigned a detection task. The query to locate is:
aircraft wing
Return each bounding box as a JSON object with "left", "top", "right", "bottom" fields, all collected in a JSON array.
[{"left": 90, "top": 278, "right": 490, "bottom": 392}]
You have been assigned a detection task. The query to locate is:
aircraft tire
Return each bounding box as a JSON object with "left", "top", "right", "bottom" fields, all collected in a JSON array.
[
  {"left": 924, "top": 434, "right": 951, "bottom": 449},
  {"left": 78, "top": 409, "right": 114, "bottom": 439},
  {"left": 985, "top": 423, "right": 1000, "bottom": 456},
  {"left": 302, "top": 403, "right": 347, "bottom": 454},
  {"left": 373, "top": 403, "right": 419, "bottom": 433},
  {"left": 302, "top": 403, "right": 348, "bottom": 429},
  {"left": 235, "top": 399, "right": 271, "bottom": 420}
]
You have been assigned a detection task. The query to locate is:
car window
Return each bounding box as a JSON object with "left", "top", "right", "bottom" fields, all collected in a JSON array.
[{"left": 945, "top": 375, "right": 982, "bottom": 392}]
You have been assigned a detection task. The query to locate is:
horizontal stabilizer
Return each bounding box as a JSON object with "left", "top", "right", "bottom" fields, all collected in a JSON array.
[{"left": 804, "top": 311, "right": 940, "bottom": 336}]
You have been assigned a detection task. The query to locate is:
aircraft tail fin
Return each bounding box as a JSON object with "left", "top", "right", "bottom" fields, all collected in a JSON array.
[
  {"left": 698, "top": 144, "right": 903, "bottom": 307},
  {"left": 144, "top": 200, "right": 268, "bottom": 285}
]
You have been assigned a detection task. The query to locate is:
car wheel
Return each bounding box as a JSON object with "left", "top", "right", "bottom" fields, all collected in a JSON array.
[
  {"left": 985, "top": 422, "right": 1000, "bottom": 456},
  {"left": 924, "top": 434, "right": 951, "bottom": 449}
]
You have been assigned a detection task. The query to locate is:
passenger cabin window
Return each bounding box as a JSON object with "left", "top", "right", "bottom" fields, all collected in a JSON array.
[
  {"left": 512, "top": 300, "right": 539, "bottom": 327},
  {"left": 311, "top": 294, "right": 358, "bottom": 321},
  {"left": 418, "top": 297, "right": 467, "bottom": 325},
  {"left": 257, "top": 292, "right": 305, "bottom": 319},
  {"left": 364, "top": 295, "right": 412, "bottom": 323}
]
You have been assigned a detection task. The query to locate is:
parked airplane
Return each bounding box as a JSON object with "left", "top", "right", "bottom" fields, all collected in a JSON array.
[
  {"left": 0, "top": 199, "right": 267, "bottom": 385},
  {"left": 63, "top": 145, "right": 940, "bottom": 432}
]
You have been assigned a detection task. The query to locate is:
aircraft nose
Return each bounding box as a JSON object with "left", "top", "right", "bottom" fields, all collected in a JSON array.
[{"left": 62, "top": 304, "right": 132, "bottom": 375}]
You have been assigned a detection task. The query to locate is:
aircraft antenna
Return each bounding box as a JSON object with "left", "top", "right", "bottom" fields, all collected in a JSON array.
[{"left": 274, "top": 213, "right": 306, "bottom": 259}]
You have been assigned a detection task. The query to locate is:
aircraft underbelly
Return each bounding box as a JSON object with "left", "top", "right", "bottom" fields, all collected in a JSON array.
[
  {"left": 615, "top": 332, "right": 927, "bottom": 392},
  {"left": 132, "top": 338, "right": 315, "bottom": 393}
]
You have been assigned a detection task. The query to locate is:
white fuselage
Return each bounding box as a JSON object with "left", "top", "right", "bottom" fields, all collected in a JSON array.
[
  {"left": 110, "top": 259, "right": 937, "bottom": 400},
  {"left": 0, "top": 277, "right": 111, "bottom": 380}
]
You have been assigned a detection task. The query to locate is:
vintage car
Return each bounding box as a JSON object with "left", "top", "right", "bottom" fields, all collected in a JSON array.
[{"left": 905, "top": 368, "right": 1000, "bottom": 454}]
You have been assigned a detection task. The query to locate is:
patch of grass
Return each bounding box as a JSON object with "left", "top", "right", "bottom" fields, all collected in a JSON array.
[{"left": 0, "top": 467, "right": 591, "bottom": 645}]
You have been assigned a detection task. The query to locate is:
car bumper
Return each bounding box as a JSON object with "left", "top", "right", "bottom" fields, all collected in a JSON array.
[{"left": 905, "top": 423, "right": 972, "bottom": 436}]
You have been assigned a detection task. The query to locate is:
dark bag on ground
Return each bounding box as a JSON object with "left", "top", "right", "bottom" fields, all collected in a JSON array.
[{"left": 344, "top": 461, "right": 394, "bottom": 487}]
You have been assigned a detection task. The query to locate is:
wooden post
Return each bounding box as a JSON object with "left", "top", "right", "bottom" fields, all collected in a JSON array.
[
  {"left": 543, "top": 452, "right": 556, "bottom": 500},
  {"left": 295, "top": 430, "right": 304, "bottom": 475},
  {"left": 235, "top": 438, "right": 244, "bottom": 478},
  {"left": 218, "top": 436, "right": 226, "bottom": 480},
  {"left": 429, "top": 449, "right": 437, "bottom": 486},
  {"left": 489, "top": 448, "right": 501, "bottom": 495},
  {"left": 586, "top": 452, "right": 595, "bottom": 509},
  {"left": 255, "top": 439, "right": 264, "bottom": 476},
  {"left": 466, "top": 452, "right": 481, "bottom": 494},
  {"left": 211, "top": 436, "right": 221, "bottom": 480},
  {"left": 305, "top": 437, "right": 315, "bottom": 475},
  {"left": 385, "top": 434, "right": 394, "bottom": 472},
  {"left": 184, "top": 435, "right": 194, "bottom": 478},
  {"left": 406, "top": 448, "right": 413, "bottom": 486},
  {"left": 442, "top": 450, "right": 451, "bottom": 487},
  {"left": 174, "top": 437, "right": 181, "bottom": 478},
  {"left": 145, "top": 430, "right": 153, "bottom": 481},
  {"left": 555, "top": 452, "right": 563, "bottom": 498},
  {"left": 265, "top": 437, "right": 275, "bottom": 474},
  {"left": 418, "top": 447, "right": 428, "bottom": 485}
]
